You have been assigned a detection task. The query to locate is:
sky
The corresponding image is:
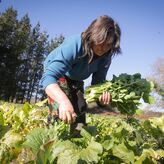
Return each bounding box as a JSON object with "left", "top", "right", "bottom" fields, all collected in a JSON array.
[{"left": 0, "top": 0, "right": 164, "bottom": 85}]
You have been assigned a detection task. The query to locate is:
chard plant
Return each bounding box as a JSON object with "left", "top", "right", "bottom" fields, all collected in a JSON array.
[{"left": 85, "top": 73, "right": 155, "bottom": 115}]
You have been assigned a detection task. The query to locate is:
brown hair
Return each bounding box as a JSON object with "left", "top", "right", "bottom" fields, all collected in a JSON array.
[{"left": 81, "top": 15, "right": 121, "bottom": 63}]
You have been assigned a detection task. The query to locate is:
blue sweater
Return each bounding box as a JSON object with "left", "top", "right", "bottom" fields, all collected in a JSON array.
[{"left": 40, "top": 34, "right": 112, "bottom": 89}]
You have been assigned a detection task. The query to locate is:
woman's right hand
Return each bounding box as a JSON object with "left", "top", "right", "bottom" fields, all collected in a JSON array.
[
  {"left": 58, "top": 99, "right": 77, "bottom": 124},
  {"left": 45, "top": 83, "right": 77, "bottom": 124}
]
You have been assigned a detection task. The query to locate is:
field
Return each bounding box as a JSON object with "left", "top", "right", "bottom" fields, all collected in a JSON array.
[
  {"left": 87, "top": 102, "right": 163, "bottom": 120},
  {"left": 0, "top": 101, "right": 164, "bottom": 164}
]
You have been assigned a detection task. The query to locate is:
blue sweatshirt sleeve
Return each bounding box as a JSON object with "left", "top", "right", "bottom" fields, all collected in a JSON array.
[
  {"left": 91, "top": 55, "right": 112, "bottom": 85},
  {"left": 40, "top": 36, "right": 81, "bottom": 89}
]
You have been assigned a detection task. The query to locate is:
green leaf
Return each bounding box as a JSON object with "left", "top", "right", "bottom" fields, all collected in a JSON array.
[
  {"left": 148, "top": 96, "right": 155, "bottom": 104},
  {"left": 35, "top": 98, "right": 48, "bottom": 107},
  {"left": 135, "top": 109, "right": 144, "bottom": 115},
  {"left": 83, "top": 126, "right": 97, "bottom": 137},
  {"left": 102, "top": 138, "right": 114, "bottom": 150},
  {"left": 135, "top": 148, "right": 161, "bottom": 163},
  {"left": 23, "top": 128, "right": 49, "bottom": 154},
  {"left": 130, "top": 92, "right": 136, "bottom": 97},
  {"left": 36, "top": 140, "right": 54, "bottom": 164},
  {"left": 23, "top": 102, "right": 32, "bottom": 117},
  {"left": 80, "top": 128, "right": 92, "bottom": 141},
  {"left": 135, "top": 131, "right": 143, "bottom": 145},
  {"left": 142, "top": 93, "right": 151, "bottom": 103},
  {"left": 112, "top": 142, "right": 135, "bottom": 163},
  {"left": 120, "top": 89, "right": 128, "bottom": 93},
  {"left": 150, "top": 81, "right": 154, "bottom": 91},
  {"left": 124, "top": 94, "right": 131, "bottom": 100},
  {"left": 0, "top": 143, "right": 11, "bottom": 163},
  {"left": 0, "top": 125, "right": 10, "bottom": 139},
  {"left": 117, "top": 99, "right": 123, "bottom": 103},
  {"left": 57, "top": 149, "right": 80, "bottom": 164},
  {"left": 2, "top": 130, "right": 23, "bottom": 148},
  {"left": 51, "top": 140, "right": 78, "bottom": 163},
  {"left": 156, "top": 149, "right": 164, "bottom": 158},
  {"left": 150, "top": 116, "right": 164, "bottom": 132},
  {"left": 80, "top": 140, "right": 103, "bottom": 163},
  {"left": 0, "top": 111, "right": 4, "bottom": 125}
]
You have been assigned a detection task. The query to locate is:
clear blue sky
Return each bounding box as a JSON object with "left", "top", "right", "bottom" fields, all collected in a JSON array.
[{"left": 0, "top": 0, "right": 164, "bottom": 85}]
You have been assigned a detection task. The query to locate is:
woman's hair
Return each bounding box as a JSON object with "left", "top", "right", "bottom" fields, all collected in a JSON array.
[{"left": 82, "top": 15, "right": 121, "bottom": 63}]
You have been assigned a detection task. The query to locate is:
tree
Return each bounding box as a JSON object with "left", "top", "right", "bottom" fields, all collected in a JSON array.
[
  {"left": 0, "top": 7, "right": 26, "bottom": 101},
  {"left": 0, "top": 7, "right": 65, "bottom": 103},
  {"left": 48, "top": 34, "right": 65, "bottom": 52},
  {"left": 24, "top": 24, "right": 49, "bottom": 103},
  {"left": 148, "top": 57, "right": 164, "bottom": 108}
]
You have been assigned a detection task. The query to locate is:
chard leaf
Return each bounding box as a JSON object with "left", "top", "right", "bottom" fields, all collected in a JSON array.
[
  {"left": 135, "top": 148, "right": 163, "bottom": 163},
  {"left": 57, "top": 149, "right": 80, "bottom": 164},
  {"left": 36, "top": 140, "right": 54, "bottom": 164},
  {"left": 35, "top": 98, "right": 48, "bottom": 107},
  {"left": 51, "top": 140, "right": 78, "bottom": 162},
  {"left": 23, "top": 102, "right": 32, "bottom": 117},
  {"left": 0, "top": 111, "right": 4, "bottom": 126},
  {"left": 148, "top": 96, "right": 155, "bottom": 104},
  {"left": 23, "top": 128, "right": 49, "bottom": 154},
  {"left": 80, "top": 128, "right": 92, "bottom": 141},
  {"left": 2, "top": 130, "right": 23, "bottom": 148},
  {"left": 112, "top": 142, "right": 135, "bottom": 163},
  {"left": 80, "top": 140, "right": 103, "bottom": 163},
  {"left": 102, "top": 138, "right": 114, "bottom": 150}
]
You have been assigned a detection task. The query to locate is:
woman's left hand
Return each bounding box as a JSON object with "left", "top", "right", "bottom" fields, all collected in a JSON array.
[{"left": 99, "top": 91, "right": 111, "bottom": 105}]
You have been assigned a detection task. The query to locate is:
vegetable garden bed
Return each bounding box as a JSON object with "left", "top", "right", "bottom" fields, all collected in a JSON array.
[{"left": 0, "top": 101, "right": 164, "bottom": 163}]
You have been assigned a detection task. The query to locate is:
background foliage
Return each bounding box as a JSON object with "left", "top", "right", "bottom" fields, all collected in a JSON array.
[{"left": 0, "top": 7, "right": 64, "bottom": 103}]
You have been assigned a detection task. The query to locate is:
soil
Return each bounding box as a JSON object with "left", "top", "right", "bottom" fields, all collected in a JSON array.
[{"left": 86, "top": 102, "right": 163, "bottom": 120}]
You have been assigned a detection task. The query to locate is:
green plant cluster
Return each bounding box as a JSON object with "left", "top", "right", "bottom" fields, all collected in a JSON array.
[
  {"left": 0, "top": 101, "right": 164, "bottom": 163},
  {"left": 85, "top": 73, "right": 154, "bottom": 115}
]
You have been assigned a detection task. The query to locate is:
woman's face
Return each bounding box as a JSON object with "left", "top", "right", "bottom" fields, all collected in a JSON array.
[{"left": 92, "top": 37, "right": 113, "bottom": 56}]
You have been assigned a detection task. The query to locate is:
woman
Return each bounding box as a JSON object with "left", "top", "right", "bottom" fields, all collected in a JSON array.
[{"left": 40, "top": 15, "right": 121, "bottom": 131}]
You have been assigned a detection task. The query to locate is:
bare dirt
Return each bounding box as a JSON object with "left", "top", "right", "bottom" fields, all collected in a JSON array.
[{"left": 86, "top": 102, "right": 163, "bottom": 120}]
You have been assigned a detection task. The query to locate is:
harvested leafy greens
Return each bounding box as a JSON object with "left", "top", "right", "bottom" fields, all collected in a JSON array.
[{"left": 85, "top": 73, "right": 154, "bottom": 115}]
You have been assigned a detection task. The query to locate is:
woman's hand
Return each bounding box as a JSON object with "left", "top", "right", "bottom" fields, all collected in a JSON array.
[
  {"left": 45, "top": 83, "right": 77, "bottom": 124},
  {"left": 58, "top": 99, "right": 77, "bottom": 124},
  {"left": 99, "top": 91, "right": 111, "bottom": 105}
]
